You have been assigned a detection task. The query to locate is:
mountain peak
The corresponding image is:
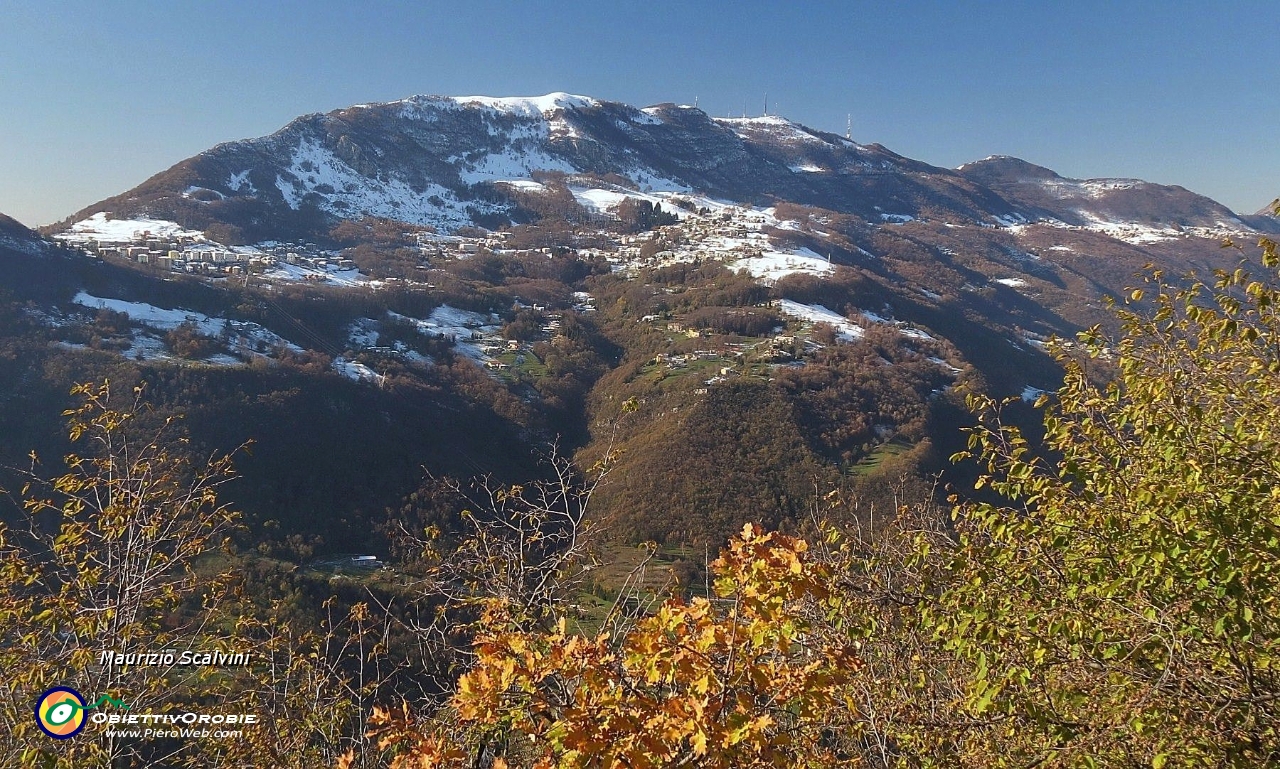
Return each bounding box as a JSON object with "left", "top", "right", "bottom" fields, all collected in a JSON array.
[
  {"left": 956, "top": 155, "right": 1062, "bottom": 182},
  {"left": 63, "top": 91, "right": 1027, "bottom": 239},
  {"left": 444, "top": 92, "right": 600, "bottom": 115},
  {"left": 344, "top": 92, "right": 603, "bottom": 118}
]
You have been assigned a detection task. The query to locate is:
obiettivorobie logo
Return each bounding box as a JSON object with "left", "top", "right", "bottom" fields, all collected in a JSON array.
[
  {"left": 35, "top": 685, "right": 257, "bottom": 740},
  {"left": 34, "top": 687, "right": 130, "bottom": 739}
]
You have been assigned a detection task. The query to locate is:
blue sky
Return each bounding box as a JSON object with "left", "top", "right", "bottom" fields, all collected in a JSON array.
[{"left": 2, "top": 0, "right": 1277, "bottom": 225}]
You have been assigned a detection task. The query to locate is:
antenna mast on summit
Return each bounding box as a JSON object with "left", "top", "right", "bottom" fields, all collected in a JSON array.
[
  {"left": 846, "top": 114, "right": 852, "bottom": 140},
  {"left": 764, "top": 92, "right": 768, "bottom": 116}
]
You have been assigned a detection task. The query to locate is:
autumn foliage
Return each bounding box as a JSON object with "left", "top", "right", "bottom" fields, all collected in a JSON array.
[{"left": 365, "top": 525, "right": 859, "bottom": 768}]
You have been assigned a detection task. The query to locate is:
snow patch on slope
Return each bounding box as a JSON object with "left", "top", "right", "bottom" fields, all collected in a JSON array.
[
  {"left": 499, "top": 180, "right": 549, "bottom": 193},
  {"left": 996, "top": 207, "right": 1252, "bottom": 246},
  {"left": 454, "top": 142, "right": 576, "bottom": 185},
  {"left": 775, "top": 300, "right": 864, "bottom": 341},
  {"left": 568, "top": 186, "right": 693, "bottom": 219},
  {"left": 1035, "top": 177, "right": 1144, "bottom": 199},
  {"left": 1022, "top": 385, "right": 1049, "bottom": 403},
  {"left": 715, "top": 115, "right": 829, "bottom": 146},
  {"left": 389, "top": 306, "right": 501, "bottom": 363},
  {"left": 634, "top": 108, "right": 666, "bottom": 125},
  {"left": 261, "top": 260, "right": 374, "bottom": 288},
  {"left": 731, "top": 248, "right": 832, "bottom": 282},
  {"left": 333, "top": 358, "right": 381, "bottom": 382},
  {"left": 347, "top": 318, "right": 380, "bottom": 347},
  {"left": 72, "top": 292, "right": 300, "bottom": 359},
  {"left": 0, "top": 231, "right": 47, "bottom": 256},
  {"left": 1070, "top": 210, "right": 1248, "bottom": 245},
  {"left": 278, "top": 138, "right": 498, "bottom": 231},
  {"left": 58, "top": 212, "right": 203, "bottom": 244},
  {"left": 227, "top": 170, "right": 255, "bottom": 193},
  {"left": 627, "top": 167, "right": 694, "bottom": 193}
]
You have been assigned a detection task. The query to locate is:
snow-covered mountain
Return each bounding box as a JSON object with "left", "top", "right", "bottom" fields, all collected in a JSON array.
[
  {"left": 956, "top": 155, "right": 1276, "bottom": 242},
  {"left": 57, "top": 93, "right": 1026, "bottom": 242},
  {"left": 51, "top": 91, "right": 1273, "bottom": 251}
]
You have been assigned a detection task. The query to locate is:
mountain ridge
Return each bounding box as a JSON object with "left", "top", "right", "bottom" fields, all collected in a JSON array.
[
  {"left": 955, "top": 154, "right": 1274, "bottom": 236},
  {"left": 36, "top": 94, "right": 1055, "bottom": 241},
  {"left": 49, "top": 92, "right": 1272, "bottom": 247}
]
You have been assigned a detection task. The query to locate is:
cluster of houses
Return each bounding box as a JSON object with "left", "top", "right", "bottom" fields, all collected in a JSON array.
[
  {"left": 478, "top": 309, "right": 568, "bottom": 372},
  {"left": 412, "top": 229, "right": 589, "bottom": 263},
  {"left": 642, "top": 317, "right": 809, "bottom": 395},
  {"left": 72, "top": 232, "right": 273, "bottom": 275},
  {"left": 68, "top": 230, "right": 364, "bottom": 278},
  {"left": 405, "top": 202, "right": 772, "bottom": 275},
  {"left": 310, "top": 554, "right": 385, "bottom": 574},
  {"left": 260, "top": 242, "right": 357, "bottom": 271},
  {"left": 481, "top": 336, "right": 522, "bottom": 370},
  {"left": 610, "top": 208, "right": 771, "bottom": 269},
  {"left": 653, "top": 349, "right": 733, "bottom": 368},
  {"left": 412, "top": 230, "right": 512, "bottom": 258}
]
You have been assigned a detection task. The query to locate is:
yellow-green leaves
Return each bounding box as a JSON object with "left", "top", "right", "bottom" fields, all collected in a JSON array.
[
  {"left": 0, "top": 381, "right": 243, "bottom": 764},
  {"left": 938, "top": 250, "right": 1280, "bottom": 765}
]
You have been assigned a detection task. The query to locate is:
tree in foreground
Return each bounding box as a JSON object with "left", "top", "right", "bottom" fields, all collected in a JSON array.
[
  {"left": 0, "top": 384, "right": 388, "bottom": 768},
  {"left": 359, "top": 525, "right": 861, "bottom": 768},
  {"left": 933, "top": 239, "right": 1280, "bottom": 765},
  {"left": 0, "top": 382, "right": 241, "bottom": 766}
]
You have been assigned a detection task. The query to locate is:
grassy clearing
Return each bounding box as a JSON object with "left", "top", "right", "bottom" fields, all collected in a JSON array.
[
  {"left": 566, "top": 542, "right": 710, "bottom": 636},
  {"left": 491, "top": 347, "right": 550, "bottom": 380},
  {"left": 850, "top": 434, "right": 916, "bottom": 476}
]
